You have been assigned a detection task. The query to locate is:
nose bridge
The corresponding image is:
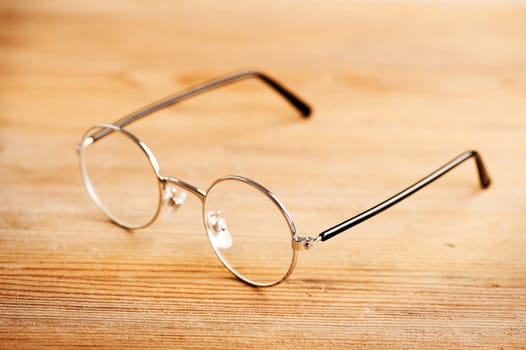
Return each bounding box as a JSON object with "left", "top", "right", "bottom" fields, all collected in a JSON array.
[{"left": 162, "top": 176, "right": 207, "bottom": 201}]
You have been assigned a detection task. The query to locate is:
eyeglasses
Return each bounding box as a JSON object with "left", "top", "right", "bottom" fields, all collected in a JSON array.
[{"left": 77, "top": 70, "right": 491, "bottom": 287}]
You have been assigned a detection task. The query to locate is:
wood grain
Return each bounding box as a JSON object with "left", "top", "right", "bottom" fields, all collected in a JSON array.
[{"left": 1, "top": 1, "right": 525, "bottom": 348}]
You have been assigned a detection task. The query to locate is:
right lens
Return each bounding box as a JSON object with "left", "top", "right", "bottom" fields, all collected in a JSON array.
[
  {"left": 203, "top": 176, "right": 297, "bottom": 287},
  {"left": 79, "top": 126, "right": 161, "bottom": 229}
]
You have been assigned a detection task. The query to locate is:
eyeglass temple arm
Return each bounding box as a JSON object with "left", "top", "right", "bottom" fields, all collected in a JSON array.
[
  {"left": 318, "top": 150, "right": 491, "bottom": 242},
  {"left": 88, "top": 70, "right": 311, "bottom": 143}
]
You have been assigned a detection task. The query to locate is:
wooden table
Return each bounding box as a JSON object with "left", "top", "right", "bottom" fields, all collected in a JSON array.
[{"left": 1, "top": 1, "right": 525, "bottom": 348}]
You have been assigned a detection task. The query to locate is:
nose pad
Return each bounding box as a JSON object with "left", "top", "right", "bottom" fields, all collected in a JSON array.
[
  {"left": 206, "top": 210, "right": 233, "bottom": 249},
  {"left": 163, "top": 185, "right": 187, "bottom": 220}
]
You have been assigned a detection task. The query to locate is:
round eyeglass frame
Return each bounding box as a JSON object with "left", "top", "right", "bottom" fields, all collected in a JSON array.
[
  {"left": 79, "top": 124, "right": 164, "bottom": 230},
  {"left": 203, "top": 176, "right": 298, "bottom": 287},
  {"left": 78, "top": 123, "right": 299, "bottom": 287}
]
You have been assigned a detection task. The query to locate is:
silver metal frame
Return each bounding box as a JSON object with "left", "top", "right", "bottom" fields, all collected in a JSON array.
[
  {"left": 202, "top": 176, "right": 299, "bottom": 287},
  {"left": 79, "top": 124, "right": 164, "bottom": 230},
  {"left": 77, "top": 69, "right": 491, "bottom": 288},
  {"left": 77, "top": 70, "right": 318, "bottom": 287},
  {"left": 79, "top": 124, "right": 308, "bottom": 287}
]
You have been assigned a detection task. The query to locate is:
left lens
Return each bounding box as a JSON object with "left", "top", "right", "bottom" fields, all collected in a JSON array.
[
  {"left": 203, "top": 176, "right": 296, "bottom": 287},
  {"left": 79, "top": 126, "right": 161, "bottom": 229}
]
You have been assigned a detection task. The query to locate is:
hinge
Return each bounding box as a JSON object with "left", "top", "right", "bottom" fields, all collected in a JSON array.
[{"left": 291, "top": 235, "right": 321, "bottom": 251}]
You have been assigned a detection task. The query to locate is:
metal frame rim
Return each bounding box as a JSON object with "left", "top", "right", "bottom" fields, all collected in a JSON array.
[
  {"left": 78, "top": 124, "right": 164, "bottom": 230},
  {"left": 202, "top": 175, "right": 298, "bottom": 287}
]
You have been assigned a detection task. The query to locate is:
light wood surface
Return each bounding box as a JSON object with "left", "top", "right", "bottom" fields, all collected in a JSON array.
[{"left": 1, "top": 1, "right": 525, "bottom": 348}]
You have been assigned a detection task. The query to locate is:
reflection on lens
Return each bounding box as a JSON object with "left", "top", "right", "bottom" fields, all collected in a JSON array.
[
  {"left": 203, "top": 176, "right": 295, "bottom": 286},
  {"left": 80, "top": 127, "right": 161, "bottom": 228}
]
